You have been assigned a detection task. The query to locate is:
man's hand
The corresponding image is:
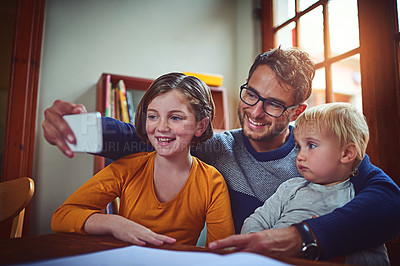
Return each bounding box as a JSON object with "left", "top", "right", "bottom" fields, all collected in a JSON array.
[
  {"left": 209, "top": 226, "right": 302, "bottom": 258},
  {"left": 42, "top": 99, "right": 87, "bottom": 158}
]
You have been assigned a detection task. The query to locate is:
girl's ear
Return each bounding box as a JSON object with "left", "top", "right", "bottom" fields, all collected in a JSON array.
[
  {"left": 341, "top": 143, "right": 358, "bottom": 164},
  {"left": 194, "top": 117, "right": 210, "bottom": 137}
]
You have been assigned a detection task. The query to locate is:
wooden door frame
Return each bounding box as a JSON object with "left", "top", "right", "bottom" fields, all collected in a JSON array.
[
  {"left": 358, "top": 0, "right": 400, "bottom": 264},
  {"left": 1, "top": 0, "right": 45, "bottom": 237},
  {"left": 357, "top": 0, "right": 400, "bottom": 184}
]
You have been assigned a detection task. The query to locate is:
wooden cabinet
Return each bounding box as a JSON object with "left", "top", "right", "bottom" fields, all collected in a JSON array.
[{"left": 94, "top": 73, "right": 229, "bottom": 174}]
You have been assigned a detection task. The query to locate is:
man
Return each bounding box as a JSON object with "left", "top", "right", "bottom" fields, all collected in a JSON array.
[{"left": 43, "top": 47, "right": 400, "bottom": 260}]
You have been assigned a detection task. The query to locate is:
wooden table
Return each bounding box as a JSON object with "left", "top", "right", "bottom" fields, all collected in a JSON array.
[{"left": 0, "top": 233, "right": 344, "bottom": 265}]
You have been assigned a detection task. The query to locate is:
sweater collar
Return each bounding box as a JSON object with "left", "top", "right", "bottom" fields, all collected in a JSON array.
[{"left": 241, "top": 125, "right": 295, "bottom": 162}]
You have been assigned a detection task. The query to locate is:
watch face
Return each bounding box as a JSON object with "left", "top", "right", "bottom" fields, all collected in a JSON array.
[{"left": 301, "top": 243, "right": 320, "bottom": 260}]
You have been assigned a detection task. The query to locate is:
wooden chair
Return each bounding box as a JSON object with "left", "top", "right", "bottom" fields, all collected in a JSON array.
[{"left": 0, "top": 177, "right": 35, "bottom": 238}]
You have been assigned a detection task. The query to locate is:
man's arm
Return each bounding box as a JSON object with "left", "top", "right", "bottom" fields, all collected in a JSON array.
[
  {"left": 99, "top": 117, "right": 153, "bottom": 161},
  {"left": 210, "top": 157, "right": 400, "bottom": 259},
  {"left": 306, "top": 156, "right": 400, "bottom": 259},
  {"left": 43, "top": 99, "right": 152, "bottom": 160}
]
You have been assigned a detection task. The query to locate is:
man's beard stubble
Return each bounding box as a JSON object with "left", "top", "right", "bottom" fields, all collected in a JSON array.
[{"left": 237, "top": 106, "right": 288, "bottom": 143}]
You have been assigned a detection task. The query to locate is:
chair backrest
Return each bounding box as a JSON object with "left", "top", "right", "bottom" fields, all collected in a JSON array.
[{"left": 0, "top": 177, "right": 35, "bottom": 238}]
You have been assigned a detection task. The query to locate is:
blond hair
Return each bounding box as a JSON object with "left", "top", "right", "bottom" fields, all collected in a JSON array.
[{"left": 295, "top": 103, "right": 369, "bottom": 174}]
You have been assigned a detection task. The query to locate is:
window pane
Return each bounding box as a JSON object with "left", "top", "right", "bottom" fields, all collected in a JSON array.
[
  {"left": 398, "top": 0, "right": 400, "bottom": 30},
  {"left": 276, "top": 22, "right": 296, "bottom": 48},
  {"left": 331, "top": 54, "right": 362, "bottom": 112},
  {"left": 298, "top": 6, "right": 324, "bottom": 64},
  {"left": 307, "top": 68, "right": 326, "bottom": 107},
  {"left": 328, "top": 0, "right": 359, "bottom": 56},
  {"left": 273, "top": 0, "right": 295, "bottom": 27},
  {"left": 299, "top": 0, "right": 319, "bottom": 12}
]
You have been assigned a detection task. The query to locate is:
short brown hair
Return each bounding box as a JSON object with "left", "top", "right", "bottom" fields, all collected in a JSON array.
[
  {"left": 135, "top": 72, "right": 214, "bottom": 146},
  {"left": 248, "top": 47, "right": 315, "bottom": 105}
]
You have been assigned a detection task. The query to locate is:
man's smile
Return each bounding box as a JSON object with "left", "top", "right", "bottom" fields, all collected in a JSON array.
[{"left": 248, "top": 116, "right": 267, "bottom": 127}]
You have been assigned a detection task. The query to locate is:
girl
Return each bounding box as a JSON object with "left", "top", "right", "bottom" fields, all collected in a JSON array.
[{"left": 51, "top": 73, "right": 234, "bottom": 247}]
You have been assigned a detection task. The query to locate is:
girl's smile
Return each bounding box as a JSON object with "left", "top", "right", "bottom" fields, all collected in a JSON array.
[{"left": 146, "top": 90, "right": 205, "bottom": 159}]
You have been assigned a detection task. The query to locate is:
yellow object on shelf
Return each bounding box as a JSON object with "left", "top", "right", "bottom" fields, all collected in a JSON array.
[{"left": 183, "top": 72, "right": 223, "bottom": 87}]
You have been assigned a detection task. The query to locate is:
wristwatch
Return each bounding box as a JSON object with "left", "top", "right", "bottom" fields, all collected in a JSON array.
[{"left": 293, "top": 222, "right": 321, "bottom": 260}]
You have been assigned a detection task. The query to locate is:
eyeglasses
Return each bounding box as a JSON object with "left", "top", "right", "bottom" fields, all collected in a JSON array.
[{"left": 239, "top": 84, "right": 298, "bottom": 118}]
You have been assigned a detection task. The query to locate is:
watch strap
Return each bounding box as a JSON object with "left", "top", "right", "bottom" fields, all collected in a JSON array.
[
  {"left": 294, "top": 222, "right": 321, "bottom": 260},
  {"left": 294, "top": 222, "right": 315, "bottom": 244}
]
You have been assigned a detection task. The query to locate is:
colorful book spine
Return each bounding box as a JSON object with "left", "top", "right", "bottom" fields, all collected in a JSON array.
[
  {"left": 117, "top": 80, "right": 130, "bottom": 123},
  {"left": 115, "top": 88, "right": 121, "bottom": 120},
  {"left": 105, "top": 81, "right": 112, "bottom": 117},
  {"left": 125, "top": 90, "right": 134, "bottom": 123},
  {"left": 109, "top": 86, "right": 115, "bottom": 118}
]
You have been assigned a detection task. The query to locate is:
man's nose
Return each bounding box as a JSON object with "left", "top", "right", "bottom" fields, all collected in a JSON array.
[{"left": 250, "top": 101, "right": 265, "bottom": 118}]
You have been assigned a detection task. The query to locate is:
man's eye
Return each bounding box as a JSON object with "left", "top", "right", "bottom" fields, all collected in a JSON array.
[
  {"left": 246, "top": 91, "right": 258, "bottom": 99},
  {"left": 266, "top": 101, "right": 282, "bottom": 109}
]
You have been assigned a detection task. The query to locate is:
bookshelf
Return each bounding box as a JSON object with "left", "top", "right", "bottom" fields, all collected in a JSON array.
[{"left": 94, "top": 73, "right": 230, "bottom": 174}]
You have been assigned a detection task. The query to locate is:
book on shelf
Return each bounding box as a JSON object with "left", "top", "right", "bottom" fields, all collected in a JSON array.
[
  {"left": 105, "top": 79, "right": 137, "bottom": 124},
  {"left": 117, "top": 80, "right": 130, "bottom": 123},
  {"left": 126, "top": 90, "right": 134, "bottom": 123},
  {"left": 105, "top": 81, "right": 112, "bottom": 117},
  {"left": 114, "top": 86, "right": 120, "bottom": 120},
  {"left": 105, "top": 83, "right": 115, "bottom": 117}
]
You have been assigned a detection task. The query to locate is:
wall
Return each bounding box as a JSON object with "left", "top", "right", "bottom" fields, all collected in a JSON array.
[{"left": 31, "top": 0, "right": 259, "bottom": 235}]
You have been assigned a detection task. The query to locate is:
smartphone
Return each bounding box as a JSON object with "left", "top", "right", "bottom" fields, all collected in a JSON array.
[{"left": 63, "top": 112, "right": 103, "bottom": 153}]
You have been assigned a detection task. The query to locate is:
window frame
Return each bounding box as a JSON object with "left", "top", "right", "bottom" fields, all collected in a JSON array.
[
  {"left": 262, "top": 0, "right": 400, "bottom": 263},
  {"left": 267, "top": 0, "right": 361, "bottom": 102},
  {"left": 262, "top": 0, "right": 400, "bottom": 185}
]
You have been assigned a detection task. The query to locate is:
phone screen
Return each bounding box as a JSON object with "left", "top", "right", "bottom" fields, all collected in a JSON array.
[{"left": 63, "top": 112, "right": 103, "bottom": 153}]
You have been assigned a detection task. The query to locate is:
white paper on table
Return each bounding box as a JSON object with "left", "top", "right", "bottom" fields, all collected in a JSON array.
[{"left": 20, "top": 245, "right": 292, "bottom": 266}]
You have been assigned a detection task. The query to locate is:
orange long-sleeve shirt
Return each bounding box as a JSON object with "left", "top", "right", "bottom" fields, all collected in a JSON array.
[{"left": 51, "top": 152, "right": 234, "bottom": 245}]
